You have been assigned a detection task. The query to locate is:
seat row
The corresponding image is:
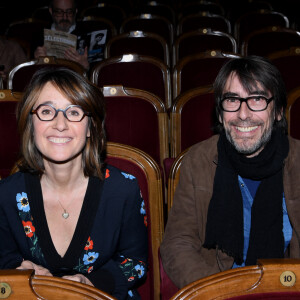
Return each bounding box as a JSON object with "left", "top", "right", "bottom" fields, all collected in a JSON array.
[
  {"left": 4, "top": 2, "right": 300, "bottom": 64},
  {"left": 5, "top": 44, "right": 300, "bottom": 105},
  {"left": 1, "top": 76, "right": 300, "bottom": 179}
]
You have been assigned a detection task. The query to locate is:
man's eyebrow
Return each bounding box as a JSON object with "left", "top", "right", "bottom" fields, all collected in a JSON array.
[
  {"left": 222, "top": 92, "right": 238, "bottom": 98},
  {"left": 222, "top": 90, "right": 269, "bottom": 98},
  {"left": 249, "top": 90, "right": 269, "bottom": 96}
]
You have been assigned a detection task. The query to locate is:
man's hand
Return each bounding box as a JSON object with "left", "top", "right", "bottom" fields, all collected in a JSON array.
[
  {"left": 62, "top": 274, "right": 93, "bottom": 286},
  {"left": 64, "top": 46, "right": 89, "bottom": 70},
  {"left": 34, "top": 46, "right": 47, "bottom": 59},
  {"left": 17, "top": 260, "right": 53, "bottom": 276}
]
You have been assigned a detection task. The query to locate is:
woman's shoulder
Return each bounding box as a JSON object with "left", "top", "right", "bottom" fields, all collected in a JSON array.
[
  {"left": 0, "top": 172, "right": 25, "bottom": 188},
  {"left": 103, "top": 164, "right": 139, "bottom": 196},
  {"left": 0, "top": 172, "right": 26, "bottom": 204},
  {"left": 105, "top": 164, "right": 137, "bottom": 183}
]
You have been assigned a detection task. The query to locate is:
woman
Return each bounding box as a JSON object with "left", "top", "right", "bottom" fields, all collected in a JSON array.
[{"left": 0, "top": 67, "right": 148, "bottom": 300}]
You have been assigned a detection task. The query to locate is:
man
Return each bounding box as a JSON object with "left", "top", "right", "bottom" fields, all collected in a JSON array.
[
  {"left": 0, "top": 37, "right": 27, "bottom": 85},
  {"left": 160, "top": 56, "right": 300, "bottom": 289},
  {"left": 34, "top": 0, "right": 89, "bottom": 70}
]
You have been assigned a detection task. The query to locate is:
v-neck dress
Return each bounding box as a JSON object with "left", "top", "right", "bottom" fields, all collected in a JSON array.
[{"left": 0, "top": 165, "right": 148, "bottom": 300}]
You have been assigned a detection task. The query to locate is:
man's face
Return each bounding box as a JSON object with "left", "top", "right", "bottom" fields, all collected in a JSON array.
[
  {"left": 220, "top": 73, "right": 281, "bottom": 157},
  {"left": 49, "top": 0, "right": 77, "bottom": 32}
]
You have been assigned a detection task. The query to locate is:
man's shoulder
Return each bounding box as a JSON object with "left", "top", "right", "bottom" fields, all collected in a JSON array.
[
  {"left": 288, "top": 136, "right": 300, "bottom": 148},
  {"left": 287, "top": 136, "right": 300, "bottom": 162},
  {"left": 186, "top": 134, "right": 219, "bottom": 159}
]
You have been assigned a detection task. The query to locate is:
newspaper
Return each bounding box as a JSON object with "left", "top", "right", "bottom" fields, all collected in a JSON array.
[
  {"left": 77, "top": 29, "right": 107, "bottom": 63},
  {"left": 44, "top": 28, "right": 107, "bottom": 63},
  {"left": 44, "top": 29, "right": 77, "bottom": 59}
]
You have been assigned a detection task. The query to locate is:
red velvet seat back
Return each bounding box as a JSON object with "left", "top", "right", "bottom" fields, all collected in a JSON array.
[
  {"left": 269, "top": 55, "right": 300, "bottom": 93},
  {"left": 180, "top": 56, "right": 232, "bottom": 93},
  {"left": 179, "top": 13, "right": 231, "bottom": 35},
  {"left": 159, "top": 249, "right": 178, "bottom": 300},
  {"left": 235, "top": 11, "right": 289, "bottom": 47},
  {"left": 179, "top": 2, "right": 225, "bottom": 18},
  {"left": 105, "top": 96, "right": 161, "bottom": 166},
  {"left": 289, "top": 95, "right": 300, "bottom": 140},
  {"left": 11, "top": 63, "right": 85, "bottom": 92},
  {"left": 80, "top": 4, "right": 126, "bottom": 30},
  {"left": 105, "top": 155, "right": 153, "bottom": 300},
  {"left": 107, "top": 37, "right": 166, "bottom": 64},
  {"left": 243, "top": 29, "right": 300, "bottom": 57},
  {"left": 137, "top": 3, "right": 175, "bottom": 26},
  {"left": 10, "top": 65, "right": 46, "bottom": 92},
  {"left": 175, "top": 32, "right": 237, "bottom": 64},
  {"left": 180, "top": 92, "right": 217, "bottom": 151},
  {"left": 121, "top": 16, "right": 173, "bottom": 47},
  {"left": 0, "top": 101, "right": 20, "bottom": 178}
]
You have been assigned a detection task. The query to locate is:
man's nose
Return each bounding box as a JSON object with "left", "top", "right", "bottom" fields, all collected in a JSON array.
[{"left": 237, "top": 101, "right": 252, "bottom": 119}]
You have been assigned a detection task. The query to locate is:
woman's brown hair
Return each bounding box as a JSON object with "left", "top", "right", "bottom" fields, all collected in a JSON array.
[{"left": 17, "top": 67, "right": 106, "bottom": 179}]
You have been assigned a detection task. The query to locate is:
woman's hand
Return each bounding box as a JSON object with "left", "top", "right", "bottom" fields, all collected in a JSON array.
[
  {"left": 62, "top": 274, "right": 93, "bottom": 286},
  {"left": 17, "top": 260, "right": 52, "bottom": 276}
]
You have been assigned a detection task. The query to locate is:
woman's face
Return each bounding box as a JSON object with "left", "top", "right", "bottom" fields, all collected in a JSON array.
[{"left": 32, "top": 82, "right": 90, "bottom": 165}]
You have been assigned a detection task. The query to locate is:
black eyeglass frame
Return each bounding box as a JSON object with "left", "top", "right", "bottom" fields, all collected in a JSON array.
[
  {"left": 52, "top": 8, "right": 75, "bottom": 17},
  {"left": 31, "top": 104, "right": 91, "bottom": 122},
  {"left": 220, "top": 96, "right": 274, "bottom": 112}
]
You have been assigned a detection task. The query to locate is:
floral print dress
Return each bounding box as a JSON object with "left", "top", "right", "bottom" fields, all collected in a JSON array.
[{"left": 0, "top": 165, "right": 148, "bottom": 300}]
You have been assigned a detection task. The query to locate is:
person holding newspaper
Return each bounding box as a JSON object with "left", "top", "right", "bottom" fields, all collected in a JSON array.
[{"left": 34, "top": 0, "right": 90, "bottom": 70}]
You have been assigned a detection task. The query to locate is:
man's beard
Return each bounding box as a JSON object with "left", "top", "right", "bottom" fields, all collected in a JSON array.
[
  {"left": 57, "top": 20, "right": 72, "bottom": 31},
  {"left": 225, "top": 123, "right": 273, "bottom": 156}
]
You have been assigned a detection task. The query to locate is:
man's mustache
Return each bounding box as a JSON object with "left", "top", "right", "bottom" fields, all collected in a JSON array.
[{"left": 59, "top": 20, "right": 71, "bottom": 24}]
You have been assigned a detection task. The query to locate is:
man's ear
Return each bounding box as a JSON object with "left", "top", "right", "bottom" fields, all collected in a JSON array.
[
  {"left": 276, "top": 108, "right": 283, "bottom": 121},
  {"left": 218, "top": 114, "right": 223, "bottom": 124}
]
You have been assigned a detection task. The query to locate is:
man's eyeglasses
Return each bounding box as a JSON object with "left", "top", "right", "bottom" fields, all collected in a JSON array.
[
  {"left": 221, "top": 96, "right": 274, "bottom": 112},
  {"left": 52, "top": 9, "right": 75, "bottom": 17},
  {"left": 31, "top": 104, "right": 91, "bottom": 122}
]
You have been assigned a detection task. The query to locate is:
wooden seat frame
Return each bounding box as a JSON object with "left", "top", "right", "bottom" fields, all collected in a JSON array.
[
  {"left": 91, "top": 53, "right": 172, "bottom": 108},
  {"left": 8, "top": 56, "right": 87, "bottom": 90},
  {"left": 0, "top": 269, "right": 116, "bottom": 299},
  {"left": 167, "top": 149, "right": 188, "bottom": 212},
  {"left": 172, "top": 50, "right": 240, "bottom": 99},
  {"left": 171, "top": 259, "right": 300, "bottom": 299},
  {"left": 105, "top": 30, "right": 170, "bottom": 66},
  {"left": 106, "top": 142, "right": 164, "bottom": 300},
  {"left": 173, "top": 29, "right": 238, "bottom": 67}
]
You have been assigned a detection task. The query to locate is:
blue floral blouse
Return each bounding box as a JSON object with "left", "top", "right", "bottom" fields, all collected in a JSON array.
[{"left": 0, "top": 165, "right": 148, "bottom": 300}]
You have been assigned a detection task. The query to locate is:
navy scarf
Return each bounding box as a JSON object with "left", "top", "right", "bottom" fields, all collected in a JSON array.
[{"left": 203, "top": 130, "right": 289, "bottom": 265}]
